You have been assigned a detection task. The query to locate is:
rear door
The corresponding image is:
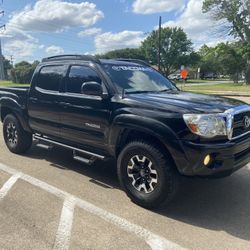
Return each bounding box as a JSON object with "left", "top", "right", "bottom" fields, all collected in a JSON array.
[
  {"left": 59, "top": 64, "right": 111, "bottom": 153},
  {"left": 28, "top": 64, "right": 67, "bottom": 138}
]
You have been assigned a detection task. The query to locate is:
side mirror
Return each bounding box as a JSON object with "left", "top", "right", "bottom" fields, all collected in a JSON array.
[{"left": 81, "top": 81, "right": 104, "bottom": 97}]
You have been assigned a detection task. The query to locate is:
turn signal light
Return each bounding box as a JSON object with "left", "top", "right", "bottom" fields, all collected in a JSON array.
[{"left": 204, "top": 155, "right": 211, "bottom": 166}]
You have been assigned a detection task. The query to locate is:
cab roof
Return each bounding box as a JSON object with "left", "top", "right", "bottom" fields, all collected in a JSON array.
[{"left": 42, "top": 54, "right": 150, "bottom": 67}]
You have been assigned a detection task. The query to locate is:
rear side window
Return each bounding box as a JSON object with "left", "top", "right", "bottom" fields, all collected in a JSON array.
[
  {"left": 66, "top": 66, "right": 101, "bottom": 94},
  {"left": 36, "top": 65, "right": 65, "bottom": 92}
]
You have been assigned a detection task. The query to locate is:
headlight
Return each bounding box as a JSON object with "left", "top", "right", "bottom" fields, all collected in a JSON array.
[{"left": 183, "top": 114, "right": 227, "bottom": 138}]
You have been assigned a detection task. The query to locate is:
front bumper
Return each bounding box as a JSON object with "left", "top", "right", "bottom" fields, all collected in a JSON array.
[{"left": 180, "top": 136, "right": 250, "bottom": 177}]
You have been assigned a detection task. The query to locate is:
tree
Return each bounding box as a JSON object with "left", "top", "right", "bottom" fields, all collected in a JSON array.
[
  {"left": 96, "top": 48, "right": 146, "bottom": 60},
  {"left": 202, "top": 0, "right": 250, "bottom": 83},
  {"left": 141, "top": 27, "right": 193, "bottom": 75},
  {"left": 187, "top": 52, "right": 201, "bottom": 67},
  {"left": 197, "top": 43, "right": 245, "bottom": 81},
  {"left": 11, "top": 60, "right": 39, "bottom": 84},
  {"left": 198, "top": 45, "right": 221, "bottom": 78},
  {"left": 215, "top": 42, "right": 245, "bottom": 82}
]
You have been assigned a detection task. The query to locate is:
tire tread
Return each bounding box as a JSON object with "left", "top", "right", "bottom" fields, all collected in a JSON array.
[
  {"left": 3, "top": 114, "right": 32, "bottom": 154},
  {"left": 117, "top": 140, "right": 179, "bottom": 209}
]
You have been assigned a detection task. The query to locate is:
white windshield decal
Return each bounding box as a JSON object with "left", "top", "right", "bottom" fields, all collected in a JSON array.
[{"left": 111, "top": 66, "right": 153, "bottom": 72}]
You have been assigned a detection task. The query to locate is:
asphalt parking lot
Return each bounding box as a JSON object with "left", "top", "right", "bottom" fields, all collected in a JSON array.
[{"left": 1, "top": 99, "right": 250, "bottom": 249}]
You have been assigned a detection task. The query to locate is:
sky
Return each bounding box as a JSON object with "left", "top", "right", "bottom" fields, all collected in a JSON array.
[{"left": 0, "top": 0, "right": 229, "bottom": 63}]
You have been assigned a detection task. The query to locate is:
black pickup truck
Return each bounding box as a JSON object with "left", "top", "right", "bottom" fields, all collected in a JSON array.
[{"left": 1, "top": 55, "right": 250, "bottom": 208}]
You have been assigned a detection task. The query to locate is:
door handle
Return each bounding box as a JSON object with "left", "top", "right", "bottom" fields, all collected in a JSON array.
[
  {"left": 59, "top": 102, "right": 71, "bottom": 105},
  {"left": 29, "top": 97, "right": 38, "bottom": 103},
  {"left": 59, "top": 102, "right": 71, "bottom": 107}
]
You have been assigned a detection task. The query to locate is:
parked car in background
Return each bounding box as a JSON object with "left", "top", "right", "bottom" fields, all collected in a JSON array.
[
  {"left": 201, "top": 72, "right": 218, "bottom": 79},
  {"left": 168, "top": 73, "right": 181, "bottom": 81}
]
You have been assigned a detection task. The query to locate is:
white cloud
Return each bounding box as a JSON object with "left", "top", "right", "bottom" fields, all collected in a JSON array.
[
  {"left": 46, "top": 45, "right": 64, "bottom": 55},
  {"left": 1, "top": 0, "right": 104, "bottom": 61},
  {"left": 2, "top": 27, "right": 40, "bottom": 60},
  {"left": 8, "top": 0, "right": 104, "bottom": 32},
  {"left": 84, "top": 51, "right": 95, "bottom": 55},
  {"left": 161, "top": 0, "right": 230, "bottom": 48},
  {"left": 4, "top": 39, "right": 40, "bottom": 59},
  {"left": 95, "top": 30, "right": 146, "bottom": 54},
  {"left": 133, "top": 0, "right": 184, "bottom": 14},
  {"left": 78, "top": 28, "right": 102, "bottom": 37}
]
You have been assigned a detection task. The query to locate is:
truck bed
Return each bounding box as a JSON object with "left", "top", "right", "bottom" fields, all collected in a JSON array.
[{"left": 0, "top": 86, "right": 30, "bottom": 107}]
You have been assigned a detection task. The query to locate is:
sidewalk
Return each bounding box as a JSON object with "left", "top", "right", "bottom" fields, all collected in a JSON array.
[
  {"left": 200, "top": 90, "right": 250, "bottom": 97},
  {"left": 177, "top": 80, "right": 234, "bottom": 87}
]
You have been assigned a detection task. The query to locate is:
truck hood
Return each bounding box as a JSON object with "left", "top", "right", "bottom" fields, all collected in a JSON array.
[{"left": 127, "top": 91, "right": 246, "bottom": 114}]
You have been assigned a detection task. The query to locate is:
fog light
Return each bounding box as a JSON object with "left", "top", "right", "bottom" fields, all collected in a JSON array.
[{"left": 204, "top": 155, "right": 211, "bottom": 166}]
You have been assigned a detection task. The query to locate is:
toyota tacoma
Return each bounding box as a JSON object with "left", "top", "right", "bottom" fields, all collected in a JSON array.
[{"left": 0, "top": 55, "right": 250, "bottom": 208}]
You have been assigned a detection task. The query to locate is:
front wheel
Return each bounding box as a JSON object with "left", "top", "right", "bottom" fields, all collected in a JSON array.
[
  {"left": 117, "top": 141, "right": 179, "bottom": 209},
  {"left": 3, "top": 114, "right": 32, "bottom": 154}
]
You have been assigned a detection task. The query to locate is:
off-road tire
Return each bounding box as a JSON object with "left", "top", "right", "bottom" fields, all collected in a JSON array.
[
  {"left": 117, "top": 141, "right": 179, "bottom": 209},
  {"left": 3, "top": 114, "right": 32, "bottom": 154}
]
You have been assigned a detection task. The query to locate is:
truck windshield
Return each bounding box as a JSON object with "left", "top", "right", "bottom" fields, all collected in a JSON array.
[{"left": 102, "top": 64, "right": 177, "bottom": 94}]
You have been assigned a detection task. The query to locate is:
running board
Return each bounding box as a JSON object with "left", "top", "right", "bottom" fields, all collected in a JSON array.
[{"left": 33, "top": 134, "right": 105, "bottom": 160}]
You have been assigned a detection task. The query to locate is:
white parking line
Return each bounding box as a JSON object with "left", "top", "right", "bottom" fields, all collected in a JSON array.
[
  {"left": 0, "top": 163, "right": 186, "bottom": 250},
  {"left": 54, "top": 197, "right": 76, "bottom": 250},
  {"left": 0, "top": 173, "right": 21, "bottom": 201},
  {"left": 75, "top": 197, "right": 182, "bottom": 250}
]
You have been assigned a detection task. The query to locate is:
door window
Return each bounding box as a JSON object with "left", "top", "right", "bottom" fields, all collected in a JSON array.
[
  {"left": 66, "top": 66, "right": 101, "bottom": 94},
  {"left": 36, "top": 65, "right": 65, "bottom": 92}
]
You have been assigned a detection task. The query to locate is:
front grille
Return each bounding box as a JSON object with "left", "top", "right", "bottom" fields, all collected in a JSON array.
[{"left": 232, "top": 111, "right": 250, "bottom": 138}]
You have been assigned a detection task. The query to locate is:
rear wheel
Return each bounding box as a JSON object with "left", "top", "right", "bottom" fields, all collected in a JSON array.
[
  {"left": 117, "top": 141, "right": 179, "bottom": 209},
  {"left": 3, "top": 114, "right": 32, "bottom": 154}
]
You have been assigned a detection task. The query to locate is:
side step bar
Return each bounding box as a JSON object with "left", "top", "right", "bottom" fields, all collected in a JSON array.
[
  {"left": 73, "top": 151, "right": 96, "bottom": 165},
  {"left": 36, "top": 143, "right": 53, "bottom": 150},
  {"left": 33, "top": 134, "right": 105, "bottom": 160}
]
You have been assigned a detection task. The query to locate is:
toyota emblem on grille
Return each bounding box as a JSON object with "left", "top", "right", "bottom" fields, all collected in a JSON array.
[{"left": 243, "top": 116, "right": 250, "bottom": 129}]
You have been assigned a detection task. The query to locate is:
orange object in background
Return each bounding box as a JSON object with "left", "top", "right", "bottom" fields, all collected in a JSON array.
[{"left": 180, "top": 69, "right": 188, "bottom": 79}]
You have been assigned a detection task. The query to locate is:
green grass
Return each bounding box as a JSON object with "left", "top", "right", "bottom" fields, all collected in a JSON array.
[
  {"left": 187, "top": 79, "right": 229, "bottom": 84},
  {"left": 174, "top": 79, "right": 230, "bottom": 84},
  {"left": 0, "top": 80, "right": 30, "bottom": 87},
  {"left": 181, "top": 83, "right": 250, "bottom": 93}
]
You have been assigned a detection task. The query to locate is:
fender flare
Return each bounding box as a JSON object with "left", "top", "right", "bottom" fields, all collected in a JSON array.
[
  {"left": 0, "top": 97, "right": 32, "bottom": 132},
  {"left": 109, "top": 114, "right": 188, "bottom": 173}
]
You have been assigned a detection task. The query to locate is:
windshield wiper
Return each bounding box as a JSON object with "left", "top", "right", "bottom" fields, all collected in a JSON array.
[
  {"left": 159, "top": 88, "right": 175, "bottom": 92},
  {"left": 124, "top": 90, "right": 155, "bottom": 94},
  {"left": 123, "top": 89, "right": 176, "bottom": 96}
]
